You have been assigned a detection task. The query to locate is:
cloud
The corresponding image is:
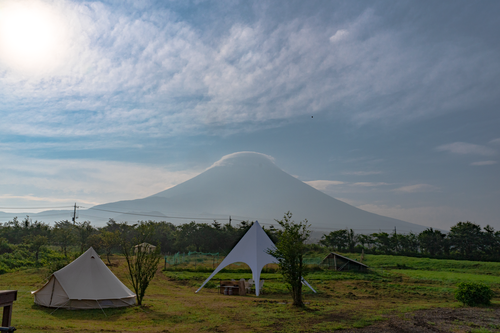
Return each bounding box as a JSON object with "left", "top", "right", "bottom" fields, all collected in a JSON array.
[
  {"left": 353, "top": 203, "right": 466, "bottom": 229},
  {"left": 305, "top": 180, "right": 345, "bottom": 191},
  {"left": 393, "top": 184, "right": 439, "bottom": 193},
  {"left": 490, "top": 138, "right": 500, "bottom": 145},
  {"left": 342, "top": 171, "right": 382, "bottom": 176},
  {"left": 471, "top": 161, "right": 497, "bottom": 166},
  {"left": 436, "top": 142, "right": 496, "bottom": 156},
  {"left": 210, "top": 151, "right": 275, "bottom": 168},
  {"left": 1, "top": 2, "right": 499, "bottom": 139},
  {"left": 329, "top": 29, "right": 349, "bottom": 43},
  {"left": 352, "top": 182, "right": 390, "bottom": 187},
  {"left": 0, "top": 153, "right": 201, "bottom": 211}
]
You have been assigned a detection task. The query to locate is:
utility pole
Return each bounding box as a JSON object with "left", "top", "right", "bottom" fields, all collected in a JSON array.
[
  {"left": 72, "top": 203, "right": 79, "bottom": 224},
  {"left": 229, "top": 216, "right": 231, "bottom": 226}
]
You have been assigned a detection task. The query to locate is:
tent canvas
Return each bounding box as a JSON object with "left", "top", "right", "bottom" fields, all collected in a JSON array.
[
  {"left": 196, "top": 221, "right": 316, "bottom": 296},
  {"left": 32, "top": 247, "right": 136, "bottom": 309}
]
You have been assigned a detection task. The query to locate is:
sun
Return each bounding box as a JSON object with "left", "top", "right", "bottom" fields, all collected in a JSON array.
[{"left": 0, "top": 0, "right": 67, "bottom": 73}]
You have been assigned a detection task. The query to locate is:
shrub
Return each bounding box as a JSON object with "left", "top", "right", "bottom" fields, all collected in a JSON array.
[{"left": 455, "top": 282, "right": 494, "bottom": 306}]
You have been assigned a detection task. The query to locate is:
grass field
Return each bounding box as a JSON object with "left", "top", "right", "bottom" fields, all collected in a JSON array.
[{"left": 1, "top": 253, "right": 499, "bottom": 332}]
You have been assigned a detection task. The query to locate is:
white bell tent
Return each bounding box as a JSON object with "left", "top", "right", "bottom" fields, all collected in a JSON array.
[
  {"left": 32, "top": 247, "right": 136, "bottom": 309},
  {"left": 195, "top": 221, "right": 316, "bottom": 296}
]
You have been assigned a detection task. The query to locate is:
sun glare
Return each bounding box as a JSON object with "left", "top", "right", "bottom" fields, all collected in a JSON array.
[{"left": 0, "top": 0, "right": 67, "bottom": 73}]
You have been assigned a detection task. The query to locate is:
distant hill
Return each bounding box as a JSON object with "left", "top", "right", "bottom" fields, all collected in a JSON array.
[{"left": 1, "top": 152, "right": 428, "bottom": 233}]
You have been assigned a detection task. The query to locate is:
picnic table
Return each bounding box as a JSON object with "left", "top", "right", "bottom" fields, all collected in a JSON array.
[{"left": 219, "top": 280, "right": 246, "bottom": 296}]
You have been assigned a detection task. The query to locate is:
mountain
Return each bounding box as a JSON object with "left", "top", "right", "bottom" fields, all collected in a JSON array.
[
  {"left": 0, "top": 152, "right": 428, "bottom": 232},
  {"left": 85, "top": 152, "right": 428, "bottom": 233}
]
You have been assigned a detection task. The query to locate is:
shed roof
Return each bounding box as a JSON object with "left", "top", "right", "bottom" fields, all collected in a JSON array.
[{"left": 322, "top": 252, "right": 369, "bottom": 268}]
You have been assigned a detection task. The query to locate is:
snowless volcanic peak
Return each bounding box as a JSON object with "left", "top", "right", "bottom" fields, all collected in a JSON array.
[
  {"left": 83, "top": 150, "right": 428, "bottom": 233},
  {"left": 209, "top": 151, "right": 277, "bottom": 169}
]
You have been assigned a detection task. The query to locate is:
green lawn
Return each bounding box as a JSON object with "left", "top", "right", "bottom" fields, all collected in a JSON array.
[
  {"left": 1, "top": 254, "right": 499, "bottom": 332},
  {"left": 392, "top": 269, "right": 500, "bottom": 285}
]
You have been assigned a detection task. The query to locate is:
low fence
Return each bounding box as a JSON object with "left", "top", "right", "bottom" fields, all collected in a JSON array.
[{"left": 164, "top": 252, "right": 324, "bottom": 269}]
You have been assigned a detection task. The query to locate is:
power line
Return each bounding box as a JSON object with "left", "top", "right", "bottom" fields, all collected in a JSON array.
[
  {"left": 85, "top": 207, "right": 237, "bottom": 221},
  {"left": 0, "top": 205, "right": 74, "bottom": 209},
  {"left": 0, "top": 204, "right": 420, "bottom": 233}
]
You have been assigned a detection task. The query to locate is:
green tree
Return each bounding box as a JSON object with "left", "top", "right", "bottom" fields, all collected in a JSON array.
[
  {"left": 347, "top": 229, "right": 358, "bottom": 252},
  {"left": 397, "top": 232, "right": 419, "bottom": 254},
  {"left": 23, "top": 234, "right": 48, "bottom": 262},
  {"left": 120, "top": 222, "right": 161, "bottom": 306},
  {"left": 356, "top": 234, "right": 373, "bottom": 251},
  {"left": 481, "top": 225, "right": 498, "bottom": 256},
  {"left": 175, "top": 221, "right": 204, "bottom": 252},
  {"left": 320, "top": 229, "right": 349, "bottom": 252},
  {"left": 371, "top": 232, "right": 393, "bottom": 254},
  {"left": 52, "top": 220, "right": 76, "bottom": 257},
  {"left": 74, "top": 221, "right": 96, "bottom": 253},
  {"left": 419, "top": 228, "right": 446, "bottom": 256},
  {"left": 94, "top": 230, "right": 120, "bottom": 264},
  {"left": 266, "top": 212, "right": 311, "bottom": 307},
  {"left": 449, "top": 221, "right": 483, "bottom": 258}
]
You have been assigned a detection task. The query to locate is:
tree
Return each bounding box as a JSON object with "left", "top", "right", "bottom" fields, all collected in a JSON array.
[
  {"left": 449, "top": 221, "right": 483, "bottom": 258},
  {"left": 120, "top": 222, "right": 161, "bottom": 306},
  {"left": 419, "top": 228, "right": 446, "bottom": 256},
  {"left": 371, "top": 232, "right": 393, "bottom": 254},
  {"left": 89, "top": 230, "right": 120, "bottom": 264},
  {"left": 266, "top": 212, "right": 311, "bottom": 307},
  {"left": 397, "top": 232, "right": 419, "bottom": 254},
  {"left": 23, "top": 235, "right": 48, "bottom": 262},
  {"left": 52, "top": 220, "right": 76, "bottom": 257},
  {"left": 356, "top": 234, "right": 373, "bottom": 250},
  {"left": 320, "top": 229, "right": 349, "bottom": 252},
  {"left": 346, "top": 229, "right": 358, "bottom": 252},
  {"left": 175, "top": 222, "right": 204, "bottom": 252},
  {"left": 74, "top": 221, "right": 96, "bottom": 253}
]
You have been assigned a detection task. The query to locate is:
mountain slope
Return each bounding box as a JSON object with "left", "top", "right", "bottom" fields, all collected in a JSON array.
[{"left": 91, "top": 152, "right": 427, "bottom": 232}]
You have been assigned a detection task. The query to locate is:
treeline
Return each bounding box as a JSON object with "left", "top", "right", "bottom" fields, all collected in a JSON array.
[
  {"left": 1, "top": 217, "right": 499, "bottom": 264},
  {"left": 0, "top": 217, "right": 278, "bottom": 260},
  {"left": 320, "top": 221, "right": 500, "bottom": 261}
]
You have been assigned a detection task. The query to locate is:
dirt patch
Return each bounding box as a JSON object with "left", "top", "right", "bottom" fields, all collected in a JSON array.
[{"left": 344, "top": 307, "right": 500, "bottom": 332}]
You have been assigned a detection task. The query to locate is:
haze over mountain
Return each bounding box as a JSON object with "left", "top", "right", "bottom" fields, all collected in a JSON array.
[{"left": 1, "top": 152, "right": 429, "bottom": 233}]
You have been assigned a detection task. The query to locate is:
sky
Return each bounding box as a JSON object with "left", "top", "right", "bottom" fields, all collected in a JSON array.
[{"left": 0, "top": 0, "right": 499, "bottom": 230}]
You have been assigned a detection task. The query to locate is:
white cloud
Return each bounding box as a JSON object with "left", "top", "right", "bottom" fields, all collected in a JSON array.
[
  {"left": 329, "top": 29, "right": 349, "bottom": 43},
  {"left": 471, "top": 160, "right": 497, "bottom": 166},
  {"left": 393, "top": 184, "right": 438, "bottom": 193},
  {"left": 0, "top": 153, "right": 201, "bottom": 212},
  {"left": 436, "top": 142, "right": 496, "bottom": 156},
  {"left": 352, "top": 182, "right": 390, "bottom": 187},
  {"left": 305, "top": 180, "right": 345, "bottom": 191},
  {"left": 342, "top": 171, "right": 382, "bottom": 176},
  {"left": 489, "top": 138, "right": 500, "bottom": 145},
  {"left": 1, "top": 3, "right": 498, "bottom": 139}
]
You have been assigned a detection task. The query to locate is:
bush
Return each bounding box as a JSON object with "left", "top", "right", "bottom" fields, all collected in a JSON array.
[{"left": 455, "top": 282, "right": 494, "bottom": 306}]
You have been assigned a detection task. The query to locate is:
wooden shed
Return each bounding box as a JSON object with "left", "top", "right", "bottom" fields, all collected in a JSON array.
[{"left": 321, "top": 253, "right": 368, "bottom": 271}]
